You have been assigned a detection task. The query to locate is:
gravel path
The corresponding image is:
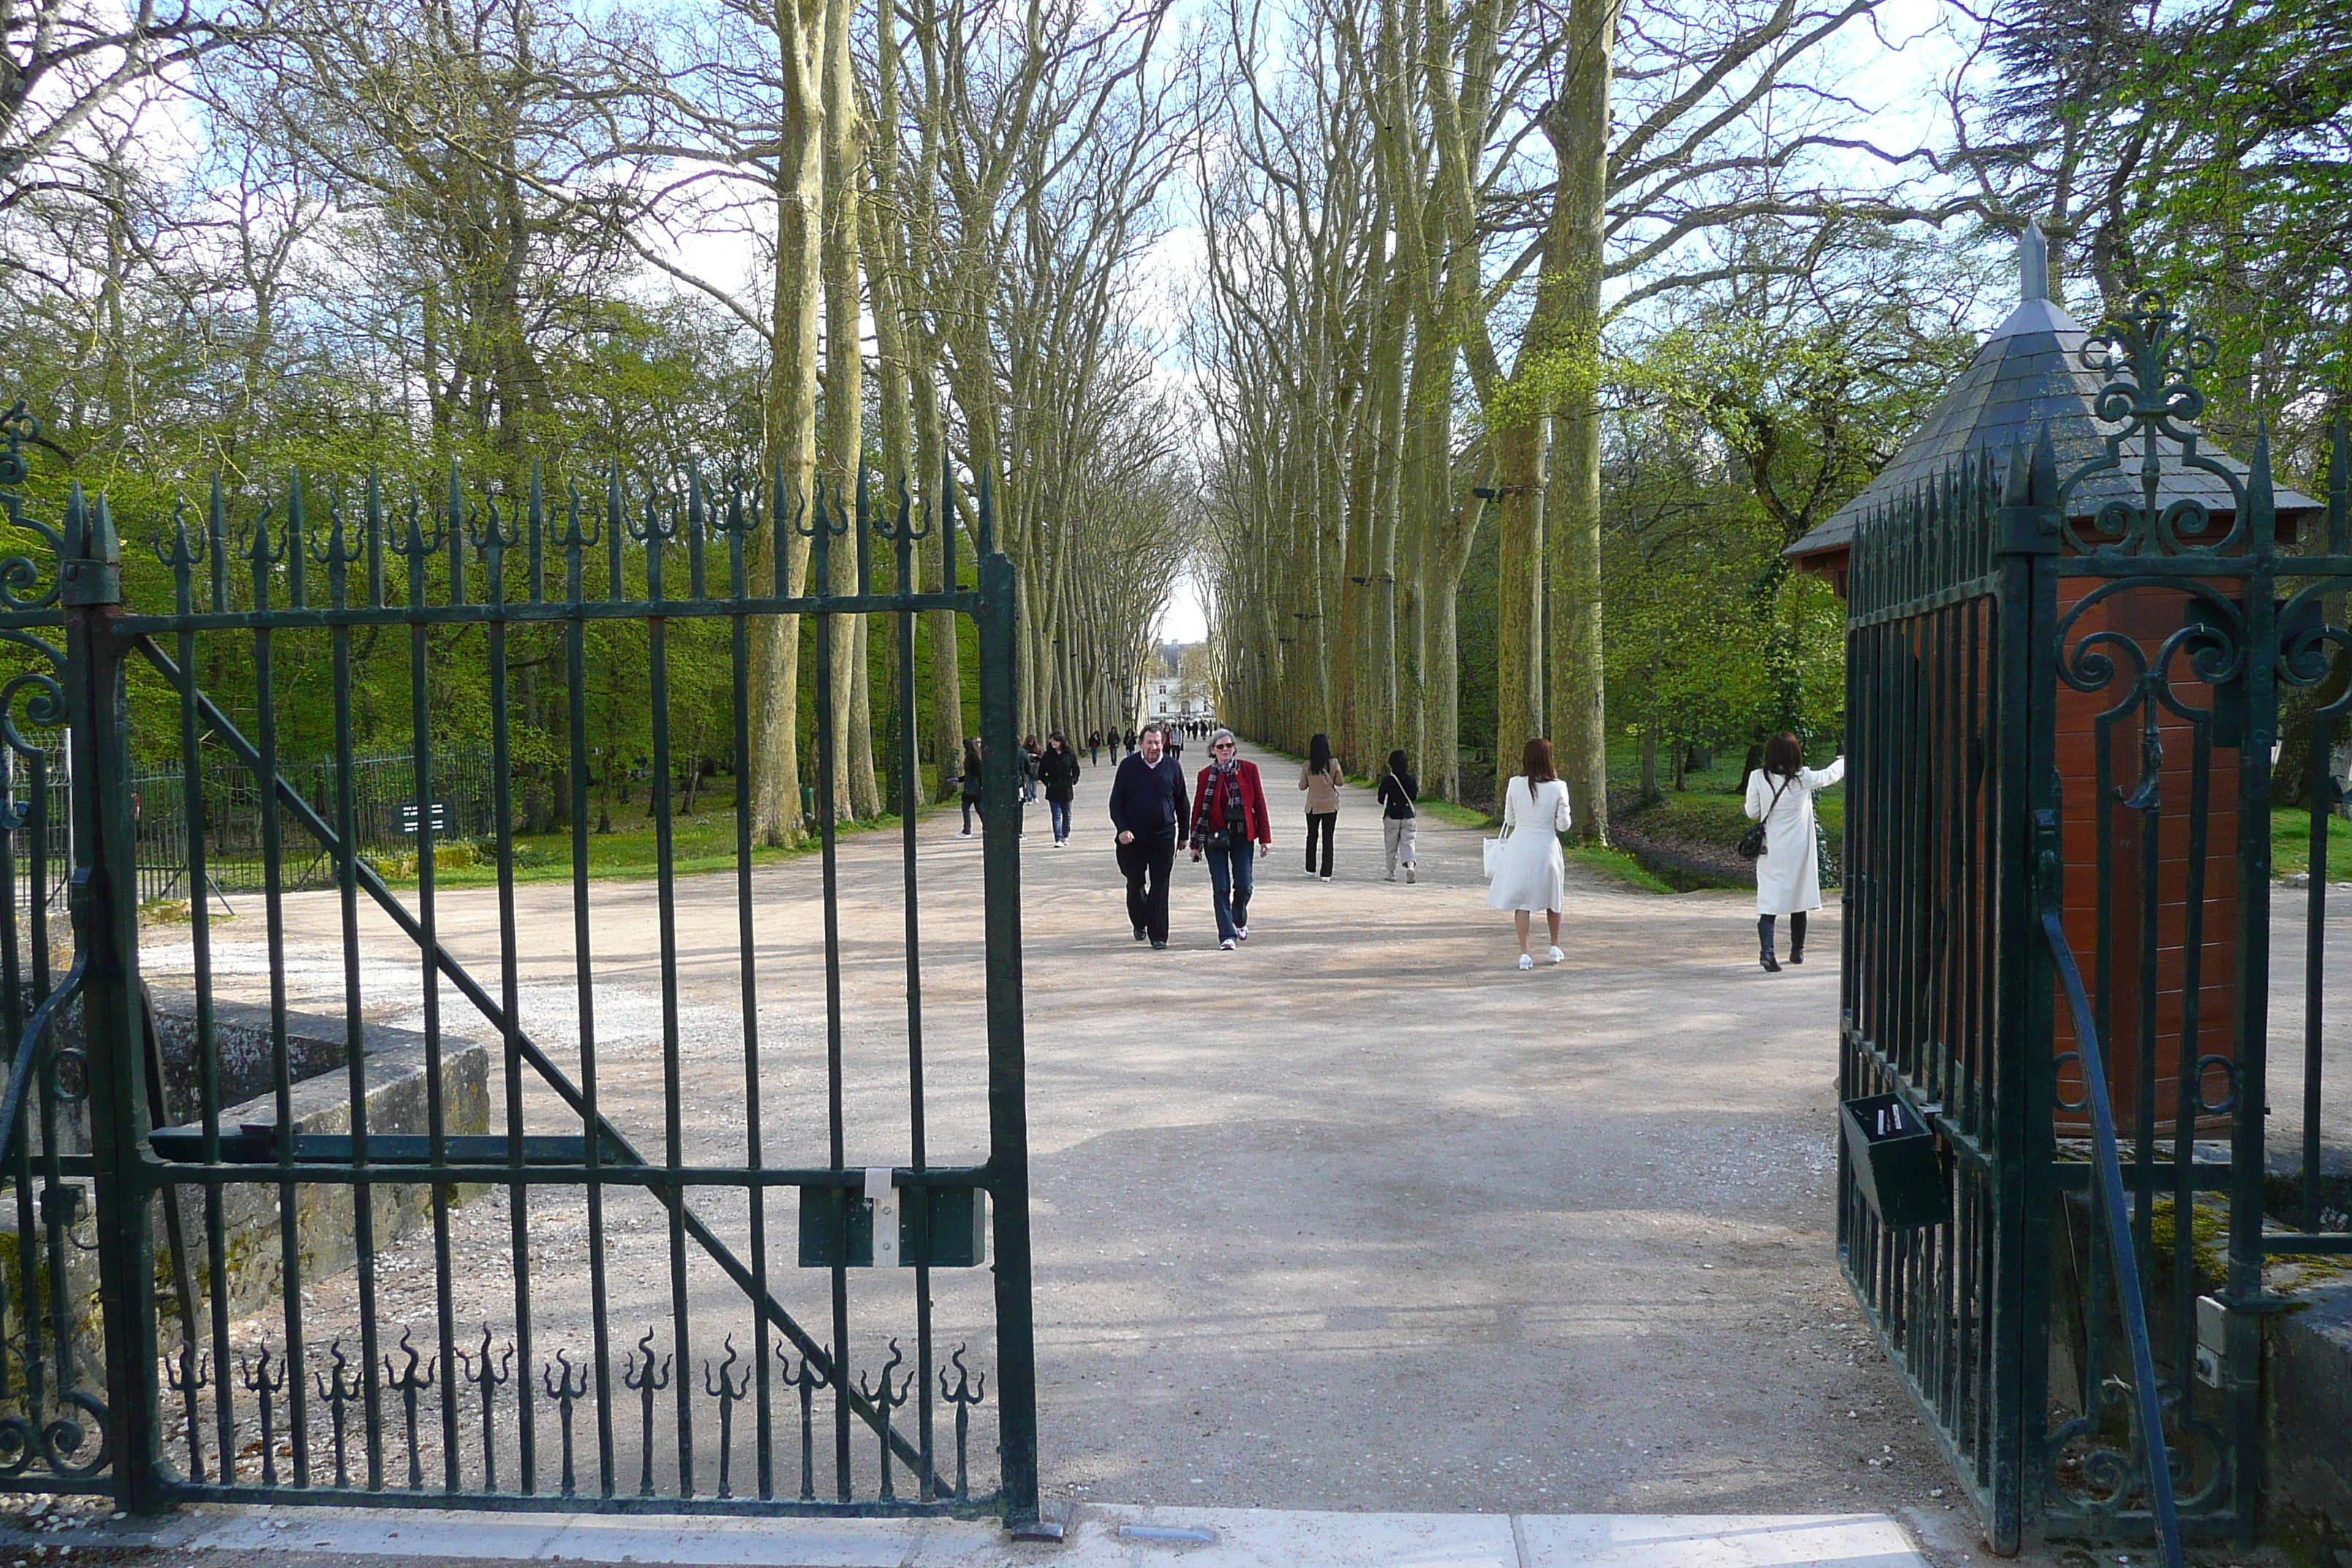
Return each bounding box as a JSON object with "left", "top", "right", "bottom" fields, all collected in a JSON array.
[{"left": 133, "top": 742, "right": 1967, "bottom": 1534}]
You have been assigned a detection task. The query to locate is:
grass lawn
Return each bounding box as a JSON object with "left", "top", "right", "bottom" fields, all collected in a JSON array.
[
  {"left": 2272, "top": 807, "right": 2352, "bottom": 881},
  {"left": 366, "top": 774, "right": 951, "bottom": 889}
]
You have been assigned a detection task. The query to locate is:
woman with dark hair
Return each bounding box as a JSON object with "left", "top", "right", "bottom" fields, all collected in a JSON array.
[
  {"left": 1188, "top": 728, "right": 1272, "bottom": 949},
  {"left": 1376, "top": 748, "right": 1418, "bottom": 883},
  {"left": 1298, "top": 732, "right": 1344, "bottom": 879},
  {"left": 957, "top": 738, "right": 987, "bottom": 838},
  {"left": 1744, "top": 732, "right": 1845, "bottom": 971},
  {"left": 1485, "top": 736, "right": 1573, "bottom": 969},
  {"left": 1040, "top": 731, "right": 1080, "bottom": 847},
  {"left": 1020, "top": 734, "right": 1043, "bottom": 805}
]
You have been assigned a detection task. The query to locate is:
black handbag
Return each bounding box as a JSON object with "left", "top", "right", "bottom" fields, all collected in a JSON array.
[
  {"left": 1738, "top": 774, "right": 1791, "bottom": 859},
  {"left": 1197, "top": 828, "right": 1233, "bottom": 850}
]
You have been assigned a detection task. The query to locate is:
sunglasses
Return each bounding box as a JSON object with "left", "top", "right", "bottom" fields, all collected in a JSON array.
[{"left": 1213, "top": 742, "right": 1235, "bottom": 750}]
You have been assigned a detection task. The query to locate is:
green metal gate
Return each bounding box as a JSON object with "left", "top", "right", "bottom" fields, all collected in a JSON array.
[
  {"left": 1841, "top": 293, "right": 2350, "bottom": 1553},
  {"left": 0, "top": 410, "right": 1042, "bottom": 1524}
]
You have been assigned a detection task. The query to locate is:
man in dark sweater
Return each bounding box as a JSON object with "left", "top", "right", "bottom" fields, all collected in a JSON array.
[{"left": 1107, "top": 724, "right": 1188, "bottom": 949}]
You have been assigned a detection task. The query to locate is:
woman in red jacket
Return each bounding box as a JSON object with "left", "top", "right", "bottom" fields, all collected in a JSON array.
[{"left": 1188, "top": 729, "right": 1273, "bottom": 949}]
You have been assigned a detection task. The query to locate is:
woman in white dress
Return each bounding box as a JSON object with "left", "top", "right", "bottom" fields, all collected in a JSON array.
[
  {"left": 1744, "top": 731, "right": 1846, "bottom": 972},
  {"left": 1486, "top": 737, "right": 1575, "bottom": 970}
]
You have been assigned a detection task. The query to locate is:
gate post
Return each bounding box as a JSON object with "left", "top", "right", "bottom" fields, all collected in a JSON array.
[
  {"left": 1994, "top": 427, "right": 2062, "bottom": 1553},
  {"left": 976, "top": 546, "right": 1041, "bottom": 1526},
  {"left": 60, "top": 486, "right": 164, "bottom": 1511}
]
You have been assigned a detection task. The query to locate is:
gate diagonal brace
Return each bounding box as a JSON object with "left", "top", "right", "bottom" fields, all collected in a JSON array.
[{"left": 135, "top": 633, "right": 945, "bottom": 1493}]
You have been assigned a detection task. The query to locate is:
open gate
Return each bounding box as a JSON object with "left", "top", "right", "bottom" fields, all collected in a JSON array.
[
  {"left": 1840, "top": 290, "right": 2351, "bottom": 1553},
  {"left": 0, "top": 411, "right": 1041, "bottom": 1524}
]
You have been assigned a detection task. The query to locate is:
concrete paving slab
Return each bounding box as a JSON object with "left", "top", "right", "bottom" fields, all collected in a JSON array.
[
  {"left": 1069, "top": 1504, "right": 1520, "bottom": 1567},
  {"left": 1515, "top": 1513, "right": 1925, "bottom": 1568},
  {"left": 0, "top": 1505, "right": 1928, "bottom": 1568}
]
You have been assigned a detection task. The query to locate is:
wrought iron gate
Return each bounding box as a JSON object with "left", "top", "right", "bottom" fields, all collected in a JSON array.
[
  {"left": 1842, "top": 295, "right": 2350, "bottom": 1552},
  {"left": 0, "top": 411, "right": 1041, "bottom": 1523}
]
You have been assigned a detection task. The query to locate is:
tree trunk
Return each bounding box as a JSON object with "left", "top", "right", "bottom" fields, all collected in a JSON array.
[
  {"left": 750, "top": 0, "right": 825, "bottom": 848},
  {"left": 1543, "top": 0, "right": 1623, "bottom": 844}
]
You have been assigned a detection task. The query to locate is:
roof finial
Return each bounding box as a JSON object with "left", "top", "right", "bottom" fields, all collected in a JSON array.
[{"left": 2021, "top": 219, "right": 2049, "bottom": 304}]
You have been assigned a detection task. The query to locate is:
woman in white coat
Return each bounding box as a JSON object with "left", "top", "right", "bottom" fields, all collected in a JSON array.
[
  {"left": 1744, "top": 731, "right": 1845, "bottom": 972},
  {"left": 1487, "top": 737, "right": 1575, "bottom": 970}
]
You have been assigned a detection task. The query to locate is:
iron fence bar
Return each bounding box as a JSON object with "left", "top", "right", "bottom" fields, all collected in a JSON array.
[
  {"left": 254, "top": 483, "right": 315, "bottom": 1489},
  {"left": 1996, "top": 429, "right": 2059, "bottom": 1552},
  {"left": 2221, "top": 434, "right": 2279, "bottom": 1542},
  {"left": 888, "top": 480, "right": 938, "bottom": 1501},
  {"left": 129, "top": 631, "right": 947, "bottom": 1490},
  {"left": 156, "top": 1479, "right": 1000, "bottom": 1516},
  {"left": 486, "top": 479, "right": 538, "bottom": 1497},
  {"left": 722, "top": 480, "right": 774, "bottom": 1502},
  {"left": 402, "top": 475, "right": 461, "bottom": 1496},
  {"left": 325, "top": 479, "right": 386, "bottom": 1493},
  {"left": 108, "top": 592, "right": 982, "bottom": 637},
  {"left": 976, "top": 534, "right": 1040, "bottom": 1526},
  {"left": 642, "top": 489, "right": 696, "bottom": 1501},
  {"left": 566, "top": 476, "right": 618, "bottom": 1500},
  {"left": 61, "top": 486, "right": 165, "bottom": 1509},
  {"left": 813, "top": 494, "right": 851, "bottom": 1504},
  {"left": 2038, "top": 908, "right": 2184, "bottom": 1568},
  {"left": 2302, "top": 415, "right": 2349, "bottom": 1265},
  {"left": 144, "top": 1159, "right": 993, "bottom": 1186}
]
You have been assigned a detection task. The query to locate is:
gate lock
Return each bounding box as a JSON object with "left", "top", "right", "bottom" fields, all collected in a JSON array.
[{"left": 796, "top": 1169, "right": 987, "bottom": 1268}]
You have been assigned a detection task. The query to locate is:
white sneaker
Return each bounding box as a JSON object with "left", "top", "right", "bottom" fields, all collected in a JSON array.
[
  {"left": 1221, "top": 938, "right": 1236, "bottom": 950},
  {"left": 1385, "top": 870, "right": 1395, "bottom": 881},
  {"left": 1319, "top": 873, "right": 1332, "bottom": 882},
  {"left": 958, "top": 829, "right": 972, "bottom": 838},
  {"left": 1234, "top": 926, "right": 1248, "bottom": 941},
  {"left": 1517, "top": 953, "right": 1534, "bottom": 970},
  {"left": 1548, "top": 946, "right": 1564, "bottom": 965},
  {"left": 1406, "top": 867, "right": 1414, "bottom": 883}
]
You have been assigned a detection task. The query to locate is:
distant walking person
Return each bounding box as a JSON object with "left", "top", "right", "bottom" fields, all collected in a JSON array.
[
  {"left": 1041, "top": 731, "right": 1080, "bottom": 848},
  {"left": 1123, "top": 726, "right": 1137, "bottom": 757},
  {"left": 1188, "top": 728, "right": 1271, "bottom": 949},
  {"left": 1746, "top": 733, "right": 1846, "bottom": 972},
  {"left": 957, "top": 738, "right": 985, "bottom": 839},
  {"left": 1088, "top": 729, "right": 1102, "bottom": 765},
  {"left": 1021, "top": 735, "right": 1043, "bottom": 804},
  {"left": 1108, "top": 725, "right": 1188, "bottom": 949},
  {"left": 1486, "top": 737, "right": 1573, "bottom": 970},
  {"left": 1299, "top": 734, "right": 1343, "bottom": 880},
  {"left": 1376, "top": 749, "right": 1418, "bottom": 883}
]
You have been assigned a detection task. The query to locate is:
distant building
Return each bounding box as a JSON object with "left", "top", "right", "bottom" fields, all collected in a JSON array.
[{"left": 1146, "top": 643, "right": 1210, "bottom": 723}]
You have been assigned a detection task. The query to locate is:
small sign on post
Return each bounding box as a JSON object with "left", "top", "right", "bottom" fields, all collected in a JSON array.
[{"left": 397, "top": 802, "right": 453, "bottom": 835}]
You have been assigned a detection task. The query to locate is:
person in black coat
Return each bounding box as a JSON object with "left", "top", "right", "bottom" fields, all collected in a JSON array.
[
  {"left": 1107, "top": 725, "right": 1188, "bottom": 949},
  {"left": 1040, "top": 731, "right": 1081, "bottom": 846},
  {"left": 956, "top": 737, "right": 984, "bottom": 837}
]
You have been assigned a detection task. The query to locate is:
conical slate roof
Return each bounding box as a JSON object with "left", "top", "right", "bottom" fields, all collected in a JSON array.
[{"left": 1786, "top": 227, "right": 2318, "bottom": 564}]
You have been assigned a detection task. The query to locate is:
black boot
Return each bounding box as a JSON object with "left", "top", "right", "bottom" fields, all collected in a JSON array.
[
  {"left": 1788, "top": 912, "right": 1807, "bottom": 965},
  {"left": 1758, "top": 916, "right": 1780, "bottom": 973}
]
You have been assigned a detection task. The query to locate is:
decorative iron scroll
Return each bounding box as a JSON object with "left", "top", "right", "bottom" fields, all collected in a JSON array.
[
  {"left": 160, "top": 1332, "right": 986, "bottom": 1506},
  {"left": 2063, "top": 290, "right": 2249, "bottom": 557}
]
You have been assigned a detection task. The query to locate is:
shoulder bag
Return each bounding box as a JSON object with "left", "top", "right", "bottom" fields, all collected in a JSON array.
[
  {"left": 1738, "top": 774, "right": 1791, "bottom": 859},
  {"left": 1482, "top": 786, "right": 1513, "bottom": 877}
]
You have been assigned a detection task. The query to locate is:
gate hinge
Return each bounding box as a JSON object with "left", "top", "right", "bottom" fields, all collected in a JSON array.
[
  {"left": 2031, "top": 808, "right": 2064, "bottom": 907},
  {"left": 60, "top": 558, "right": 121, "bottom": 606},
  {"left": 1996, "top": 504, "right": 2060, "bottom": 556}
]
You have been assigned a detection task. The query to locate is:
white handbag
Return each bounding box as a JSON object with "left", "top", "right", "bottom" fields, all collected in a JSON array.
[{"left": 1482, "top": 823, "right": 1509, "bottom": 878}]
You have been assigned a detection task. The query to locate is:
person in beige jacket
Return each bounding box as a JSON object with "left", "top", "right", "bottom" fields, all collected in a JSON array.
[{"left": 1299, "top": 732, "right": 1344, "bottom": 879}]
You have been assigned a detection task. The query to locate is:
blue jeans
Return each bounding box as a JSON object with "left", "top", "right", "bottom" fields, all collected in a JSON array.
[
  {"left": 1049, "top": 799, "right": 1072, "bottom": 841},
  {"left": 1205, "top": 842, "right": 1255, "bottom": 942}
]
